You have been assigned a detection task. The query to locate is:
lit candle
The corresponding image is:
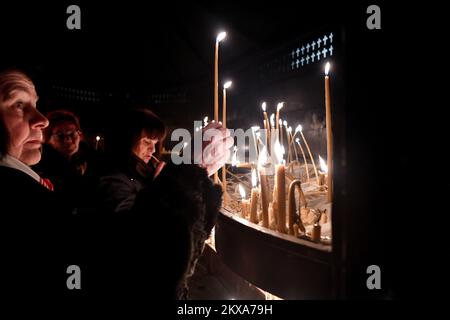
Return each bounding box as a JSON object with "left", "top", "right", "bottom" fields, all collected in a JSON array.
[
  {"left": 95, "top": 135, "right": 101, "bottom": 150},
  {"left": 296, "top": 124, "right": 320, "bottom": 185},
  {"left": 324, "top": 62, "right": 333, "bottom": 203},
  {"left": 274, "top": 140, "right": 286, "bottom": 233},
  {"left": 318, "top": 155, "right": 328, "bottom": 187},
  {"left": 261, "top": 102, "right": 270, "bottom": 151},
  {"left": 203, "top": 116, "right": 209, "bottom": 128},
  {"left": 214, "top": 31, "right": 227, "bottom": 184},
  {"left": 258, "top": 146, "right": 270, "bottom": 228},
  {"left": 287, "top": 180, "right": 307, "bottom": 235},
  {"left": 275, "top": 103, "right": 283, "bottom": 145},
  {"left": 222, "top": 81, "right": 232, "bottom": 196},
  {"left": 249, "top": 168, "right": 259, "bottom": 224},
  {"left": 279, "top": 119, "right": 284, "bottom": 148},
  {"left": 311, "top": 222, "right": 321, "bottom": 243},
  {"left": 269, "top": 113, "right": 275, "bottom": 151},
  {"left": 239, "top": 184, "right": 249, "bottom": 219}
]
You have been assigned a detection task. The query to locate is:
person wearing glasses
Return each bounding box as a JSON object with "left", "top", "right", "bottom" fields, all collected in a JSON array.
[
  {"left": 0, "top": 68, "right": 233, "bottom": 299},
  {"left": 34, "top": 109, "right": 101, "bottom": 213}
]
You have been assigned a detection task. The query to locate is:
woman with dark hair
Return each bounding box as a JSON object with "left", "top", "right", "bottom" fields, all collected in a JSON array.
[
  {"left": 94, "top": 107, "right": 234, "bottom": 299},
  {"left": 1, "top": 68, "right": 233, "bottom": 300},
  {"left": 97, "top": 108, "right": 167, "bottom": 214}
]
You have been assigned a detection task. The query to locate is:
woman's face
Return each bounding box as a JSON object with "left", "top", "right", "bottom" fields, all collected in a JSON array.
[
  {"left": 0, "top": 85, "right": 49, "bottom": 165},
  {"left": 48, "top": 121, "right": 81, "bottom": 158},
  {"left": 132, "top": 131, "right": 158, "bottom": 164}
]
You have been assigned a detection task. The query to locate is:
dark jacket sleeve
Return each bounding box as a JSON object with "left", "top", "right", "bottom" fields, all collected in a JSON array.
[
  {"left": 96, "top": 172, "right": 141, "bottom": 214},
  {"left": 87, "top": 163, "right": 222, "bottom": 299},
  {"left": 132, "top": 163, "right": 223, "bottom": 299}
]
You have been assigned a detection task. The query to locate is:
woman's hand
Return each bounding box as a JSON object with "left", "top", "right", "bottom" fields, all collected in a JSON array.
[{"left": 196, "top": 122, "right": 233, "bottom": 177}]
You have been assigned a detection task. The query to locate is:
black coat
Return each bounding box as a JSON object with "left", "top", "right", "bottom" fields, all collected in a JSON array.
[
  {"left": 33, "top": 143, "right": 102, "bottom": 213},
  {"left": 96, "top": 155, "right": 155, "bottom": 214},
  {"left": 91, "top": 163, "right": 222, "bottom": 299},
  {"left": 1, "top": 162, "right": 222, "bottom": 301},
  {"left": 0, "top": 166, "right": 76, "bottom": 299}
]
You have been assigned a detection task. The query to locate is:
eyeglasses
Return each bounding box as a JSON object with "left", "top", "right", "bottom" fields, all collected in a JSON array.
[{"left": 51, "top": 130, "right": 81, "bottom": 141}]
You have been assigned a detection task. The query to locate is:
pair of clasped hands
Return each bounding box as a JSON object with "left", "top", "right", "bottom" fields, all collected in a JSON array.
[{"left": 153, "top": 122, "right": 233, "bottom": 180}]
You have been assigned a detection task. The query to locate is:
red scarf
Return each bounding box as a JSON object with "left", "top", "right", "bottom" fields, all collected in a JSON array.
[{"left": 39, "top": 177, "right": 54, "bottom": 191}]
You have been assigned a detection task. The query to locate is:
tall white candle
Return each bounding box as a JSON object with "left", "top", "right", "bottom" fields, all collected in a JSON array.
[{"left": 324, "top": 62, "right": 333, "bottom": 203}]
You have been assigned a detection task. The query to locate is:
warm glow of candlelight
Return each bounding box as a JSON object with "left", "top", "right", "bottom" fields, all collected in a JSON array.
[
  {"left": 277, "top": 102, "right": 284, "bottom": 111},
  {"left": 96, "top": 136, "right": 101, "bottom": 142},
  {"left": 216, "top": 31, "right": 227, "bottom": 43},
  {"left": 319, "top": 155, "right": 328, "bottom": 174},
  {"left": 258, "top": 146, "right": 269, "bottom": 168},
  {"left": 325, "top": 62, "right": 331, "bottom": 76},
  {"left": 270, "top": 114, "right": 275, "bottom": 127},
  {"left": 251, "top": 168, "right": 257, "bottom": 187},
  {"left": 223, "top": 81, "right": 232, "bottom": 89},
  {"left": 295, "top": 124, "right": 303, "bottom": 133},
  {"left": 262, "top": 102, "right": 267, "bottom": 111},
  {"left": 274, "top": 139, "right": 284, "bottom": 164},
  {"left": 239, "top": 184, "right": 246, "bottom": 199}
]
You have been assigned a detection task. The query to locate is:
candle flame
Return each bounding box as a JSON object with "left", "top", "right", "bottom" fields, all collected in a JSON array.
[
  {"left": 283, "top": 120, "right": 287, "bottom": 127},
  {"left": 325, "top": 62, "right": 331, "bottom": 76},
  {"left": 287, "top": 126, "right": 292, "bottom": 133},
  {"left": 251, "top": 168, "right": 257, "bottom": 187},
  {"left": 95, "top": 136, "right": 101, "bottom": 141},
  {"left": 270, "top": 113, "right": 275, "bottom": 127},
  {"left": 216, "top": 31, "right": 227, "bottom": 43},
  {"left": 239, "top": 184, "right": 246, "bottom": 199},
  {"left": 274, "top": 139, "right": 284, "bottom": 164},
  {"left": 277, "top": 102, "right": 284, "bottom": 111},
  {"left": 319, "top": 155, "right": 328, "bottom": 174},
  {"left": 261, "top": 102, "right": 267, "bottom": 111},
  {"left": 295, "top": 137, "right": 300, "bottom": 143},
  {"left": 203, "top": 116, "right": 208, "bottom": 126},
  {"left": 295, "top": 124, "right": 303, "bottom": 133},
  {"left": 258, "top": 146, "right": 269, "bottom": 168},
  {"left": 278, "top": 119, "right": 282, "bottom": 126},
  {"left": 223, "top": 81, "right": 232, "bottom": 89}
]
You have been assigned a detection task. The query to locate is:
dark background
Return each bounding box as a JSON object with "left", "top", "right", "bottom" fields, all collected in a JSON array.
[{"left": 0, "top": 0, "right": 444, "bottom": 300}]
